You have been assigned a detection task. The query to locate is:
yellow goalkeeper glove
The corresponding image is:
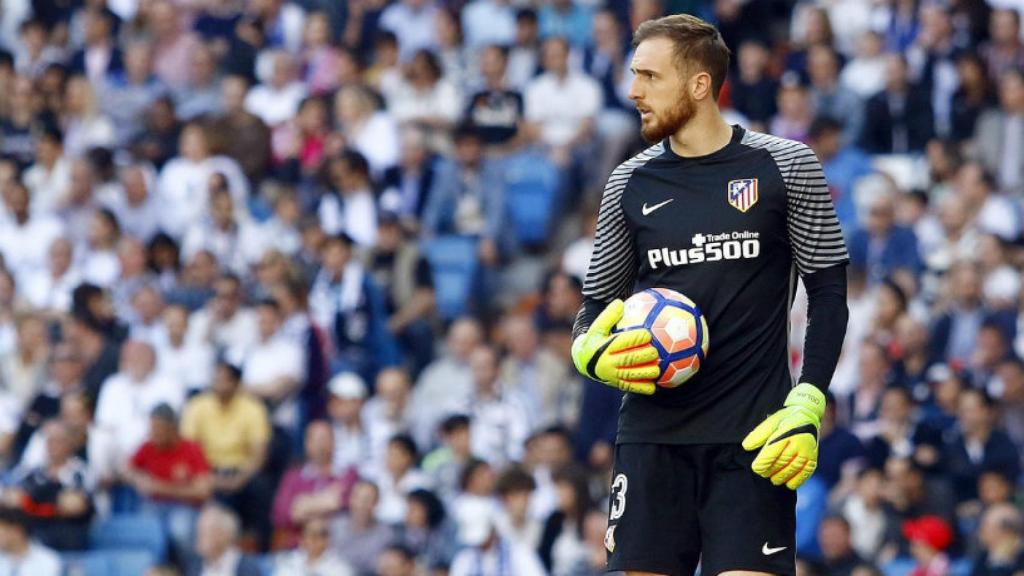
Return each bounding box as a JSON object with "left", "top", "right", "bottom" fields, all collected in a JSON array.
[
  {"left": 742, "top": 383, "right": 825, "bottom": 490},
  {"left": 571, "top": 299, "right": 661, "bottom": 395}
]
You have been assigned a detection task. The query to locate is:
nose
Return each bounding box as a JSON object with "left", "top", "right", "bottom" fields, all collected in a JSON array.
[{"left": 628, "top": 75, "right": 642, "bottom": 103}]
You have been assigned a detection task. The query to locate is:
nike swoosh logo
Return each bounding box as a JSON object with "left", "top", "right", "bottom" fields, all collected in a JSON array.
[
  {"left": 641, "top": 199, "right": 673, "bottom": 216},
  {"left": 762, "top": 543, "right": 787, "bottom": 556}
]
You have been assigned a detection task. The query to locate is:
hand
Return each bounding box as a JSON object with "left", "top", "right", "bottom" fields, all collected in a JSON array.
[
  {"left": 742, "top": 383, "right": 825, "bottom": 490},
  {"left": 571, "top": 299, "right": 660, "bottom": 395}
]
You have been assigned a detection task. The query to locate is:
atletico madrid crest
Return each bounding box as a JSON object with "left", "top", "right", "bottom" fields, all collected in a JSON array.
[{"left": 727, "top": 178, "right": 759, "bottom": 213}]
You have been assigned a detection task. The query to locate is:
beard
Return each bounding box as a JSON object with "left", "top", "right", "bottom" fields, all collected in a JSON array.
[{"left": 639, "top": 92, "right": 697, "bottom": 143}]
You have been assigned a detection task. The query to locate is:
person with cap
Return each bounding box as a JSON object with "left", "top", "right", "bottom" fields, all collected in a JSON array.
[
  {"left": 271, "top": 420, "right": 358, "bottom": 549},
  {"left": 903, "top": 515, "right": 953, "bottom": 576},
  {"left": 448, "top": 496, "right": 545, "bottom": 576},
  {"left": 972, "top": 502, "right": 1024, "bottom": 576},
  {"left": 0, "top": 506, "right": 60, "bottom": 576},
  {"left": 125, "top": 403, "right": 212, "bottom": 561},
  {"left": 326, "top": 371, "right": 375, "bottom": 475},
  {"left": 180, "top": 360, "right": 273, "bottom": 550}
]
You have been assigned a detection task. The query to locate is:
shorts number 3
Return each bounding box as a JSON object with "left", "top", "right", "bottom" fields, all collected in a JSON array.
[{"left": 610, "top": 473, "right": 628, "bottom": 520}]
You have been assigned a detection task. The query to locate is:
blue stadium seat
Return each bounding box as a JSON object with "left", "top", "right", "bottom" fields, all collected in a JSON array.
[
  {"left": 89, "top": 513, "right": 168, "bottom": 562},
  {"left": 61, "top": 552, "right": 110, "bottom": 576},
  {"left": 881, "top": 557, "right": 916, "bottom": 576},
  {"left": 422, "top": 235, "right": 479, "bottom": 320},
  {"left": 109, "top": 549, "right": 156, "bottom": 576},
  {"left": 503, "top": 150, "right": 560, "bottom": 246}
]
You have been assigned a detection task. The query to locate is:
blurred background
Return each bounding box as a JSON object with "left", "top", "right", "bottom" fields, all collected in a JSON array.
[{"left": 0, "top": 0, "right": 1022, "bottom": 574}]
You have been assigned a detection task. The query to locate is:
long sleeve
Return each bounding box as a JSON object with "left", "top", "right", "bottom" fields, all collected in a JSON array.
[
  {"left": 798, "top": 264, "right": 848, "bottom": 391},
  {"left": 571, "top": 145, "right": 662, "bottom": 339}
]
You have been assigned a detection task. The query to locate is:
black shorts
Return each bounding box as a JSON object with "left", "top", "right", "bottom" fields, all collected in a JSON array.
[{"left": 605, "top": 443, "right": 797, "bottom": 576}]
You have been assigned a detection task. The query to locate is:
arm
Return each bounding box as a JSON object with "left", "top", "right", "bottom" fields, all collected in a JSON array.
[{"left": 798, "top": 265, "right": 848, "bottom": 393}]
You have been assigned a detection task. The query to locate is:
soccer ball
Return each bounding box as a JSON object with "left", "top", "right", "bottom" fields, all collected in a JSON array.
[{"left": 616, "top": 288, "right": 709, "bottom": 388}]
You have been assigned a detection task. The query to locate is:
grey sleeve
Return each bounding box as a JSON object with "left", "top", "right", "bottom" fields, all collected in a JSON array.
[{"left": 780, "top": 143, "right": 849, "bottom": 275}]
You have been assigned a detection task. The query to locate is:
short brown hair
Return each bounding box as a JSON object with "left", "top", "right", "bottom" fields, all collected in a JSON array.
[{"left": 633, "top": 14, "right": 731, "bottom": 98}]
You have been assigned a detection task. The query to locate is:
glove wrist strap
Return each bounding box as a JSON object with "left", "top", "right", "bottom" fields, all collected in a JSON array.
[{"left": 785, "top": 383, "right": 826, "bottom": 420}]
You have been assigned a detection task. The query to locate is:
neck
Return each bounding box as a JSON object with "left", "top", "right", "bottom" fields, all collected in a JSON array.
[
  {"left": 669, "top": 110, "right": 733, "bottom": 158},
  {"left": 8, "top": 538, "right": 29, "bottom": 557}
]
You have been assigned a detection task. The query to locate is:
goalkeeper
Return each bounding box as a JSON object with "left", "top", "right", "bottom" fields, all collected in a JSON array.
[{"left": 571, "top": 14, "right": 848, "bottom": 576}]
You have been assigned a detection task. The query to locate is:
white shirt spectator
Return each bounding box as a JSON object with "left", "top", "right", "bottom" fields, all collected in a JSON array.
[
  {"left": 238, "top": 335, "right": 304, "bottom": 427},
  {"left": 186, "top": 307, "right": 259, "bottom": 352},
  {"left": 976, "top": 194, "right": 1021, "bottom": 240},
  {"left": 0, "top": 541, "right": 62, "bottom": 576},
  {"left": 156, "top": 155, "right": 250, "bottom": 238},
  {"left": 182, "top": 218, "right": 267, "bottom": 275},
  {"left": 331, "top": 422, "right": 374, "bottom": 476},
  {"left": 105, "top": 193, "right": 163, "bottom": 243},
  {"left": 94, "top": 371, "right": 185, "bottom": 465},
  {"left": 346, "top": 112, "right": 400, "bottom": 177},
  {"left": 462, "top": 0, "right": 516, "bottom": 48},
  {"left": 0, "top": 216, "right": 62, "bottom": 285},
  {"left": 386, "top": 79, "right": 462, "bottom": 126},
  {"left": 155, "top": 338, "right": 215, "bottom": 395},
  {"left": 318, "top": 191, "right": 378, "bottom": 248},
  {"left": 379, "top": 1, "right": 440, "bottom": 61},
  {"left": 447, "top": 386, "right": 531, "bottom": 467},
  {"left": 840, "top": 55, "right": 887, "bottom": 99},
  {"left": 80, "top": 248, "right": 120, "bottom": 287},
  {"left": 22, "top": 266, "right": 82, "bottom": 313},
  {"left": 273, "top": 549, "right": 354, "bottom": 576},
  {"left": 525, "top": 71, "right": 602, "bottom": 147},
  {"left": 370, "top": 466, "right": 431, "bottom": 525},
  {"left": 64, "top": 116, "right": 116, "bottom": 159},
  {"left": 449, "top": 540, "right": 546, "bottom": 576},
  {"left": 244, "top": 81, "right": 307, "bottom": 128},
  {"left": 23, "top": 157, "right": 71, "bottom": 214}
]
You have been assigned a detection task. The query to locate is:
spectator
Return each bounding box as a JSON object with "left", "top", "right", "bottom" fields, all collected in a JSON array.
[
  {"left": 325, "top": 372, "right": 373, "bottom": 475},
  {"left": 448, "top": 345, "right": 530, "bottom": 467},
  {"left": 464, "top": 44, "right": 525, "bottom": 151},
  {"left": 807, "top": 45, "right": 864, "bottom": 146},
  {"left": 384, "top": 49, "right": 462, "bottom": 139},
  {"left": 499, "top": 314, "right": 577, "bottom": 429},
  {"left": 308, "top": 233, "right": 399, "bottom": 381},
  {"left": 0, "top": 507, "right": 60, "bottom": 576},
  {"left": 237, "top": 298, "right": 304, "bottom": 430},
  {"left": 379, "top": 126, "right": 436, "bottom": 225},
  {"left": 173, "top": 43, "right": 222, "bottom": 121},
  {"left": 186, "top": 273, "right": 258, "bottom": 353},
  {"left": 979, "top": 9, "right": 1024, "bottom": 82},
  {"left": 244, "top": 51, "right": 307, "bottom": 129},
  {"left": 185, "top": 504, "right": 262, "bottom": 576},
  {"left": 60, "top": 75, "right": 116, "bottom": 158},
  {"left": 818, "top": 515, "right": 865, "bottom": 576},
  {"left": 841, "top": 467, "right": 888, "bottom": 561},
  {"left": 928, "top": 261, "right": 996, "bottom": 368},
  {"left": 950, "top": 54, "right": 996, "bottom": 144},
  {"left": 392, "top": 488, "right": 457, "bottom": 569},
  {"left": 362, "top": 368, "right": 415, "bottom": 458},
  {"left": 94, "top": 339, "right": 184, "bottom": 466},
  {"left": 0, "top": 313, "right": 48, "bottom": 414},
  {"left": 506, "top": 8, "right": 540, "bottom": 91},
  {"left": 4, "top": 421, "right": 92, "bottom": 551},
  {"left": 495, "top": 466, "right": 541, "bottom": 550},
  {"left": 732, "top": 39, "right": 780, "bottom": 128},
  {"left": 180, "top": 361, "right": 272, "bottom": 549},
  {"left": 125, "top": 403, "right": 212, "bottom": 560},
  {"left": 298, "top": 12, "right": 341, "bottom": 96},
  {"left": 524, "top": 37, "right": 601, "bottom": 170},
  {"left": 771, "top": 74, "right": 815, "bottom": 142},
  {"left": 903, "top": 515, "right": 954, "bottom": 576},
  {"left": 129, "top": 96, "right": 182, "bottom": 171},
  {"left": 879, "top": 458, "right": 957, "bottom": 562},
  {"left": 310, "top": 89, "right": 375, "bottom": 172},
  {"left": 379, "top": 0, "right": 440, "bottom": 62},
  {"left": 973, "top": 68, "right": 1024, "bottom": 195},
  {"left": 971, "top": 503, "right": 1024, "bottom": 576},
  {"left": 376, "top": 544, "right": 417, "bottom": 576},
  {"left": 329, "top": 480, "right": 393, "bottom": 576},
  {"left": 22, "top": 127, "right": 70, "bottom": 215},
  {"left": 366, "top": 214, "right": 436, "bottom": 376},
  {"left": 271, "top": 420, "right": 358, "bottom": 549},
  {"left": 0, "top": 181, "right": 62, "bottom": 285},
  {"left": 421, "top": 414, "right": 474, "bottom": 503},
  {"left": 421, "top": 123, "right": 505, "bottom": 264},
  {"left": 157, "top": 122, "right": 249, "bottom": 238},
  {"left": 840, "top": 32, "right": 887, "bottom": 100},
  {"left": 538, "top": 465, "right": 593, "bottom": 575},
  {"left": 272, "top": 517, "right": 354, "bottom": 576},
  {"left": 68, "top": 8, "right": 122, "bottom": 84},
  {"left": 537, "top": 0, "right": 592, "bottom": 49},
  {"left": 371, "top": 433, "right": 430, "bottom": 525},
  {"left": 461, "top": 0, "right": 515, "bottom": 49},
  {"left": 154, "top": 303, "right": 214, "bottom": 395},
  {"left": 859, "top": 54, "right": 934, "bottom": 155},
  {"left": 848, "top": 190, "right": 922, "bottom": 287},
  {"left": 99, "top": 40, "right": 166, "bottom": 146},
  {"left": 209, "top": 75, "right": 272, "bottom": 185},
  {"left": 317, "top": 151, "right": 378, "bottom": 248},
  {"left": 941, "top": 388, "right": 1020, "bottom": 503},
  {"left": 449, "top": 496, "right": 545, "bottom": 576}
]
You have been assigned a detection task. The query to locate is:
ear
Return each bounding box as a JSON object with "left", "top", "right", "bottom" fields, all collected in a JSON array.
[{"left": 690, "top": 71, "right": 714, "bottom": 101}]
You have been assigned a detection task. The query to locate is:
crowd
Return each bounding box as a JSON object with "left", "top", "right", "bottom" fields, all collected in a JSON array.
[{"left": 0, "top": 0, "right": 1022, "bottom": 574}]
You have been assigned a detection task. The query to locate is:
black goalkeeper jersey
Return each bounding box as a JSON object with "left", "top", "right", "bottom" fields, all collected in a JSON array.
[{"left": 574, "top": 125, "right": 849, "bottom": 445}]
